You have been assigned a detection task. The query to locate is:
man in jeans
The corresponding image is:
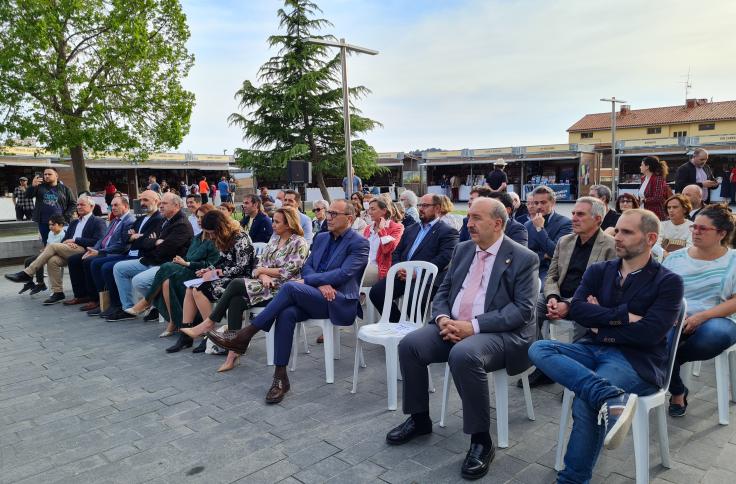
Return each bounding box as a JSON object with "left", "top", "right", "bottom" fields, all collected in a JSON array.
[{"left": 528, "top": 209, "right": 683, "bottom": 483}]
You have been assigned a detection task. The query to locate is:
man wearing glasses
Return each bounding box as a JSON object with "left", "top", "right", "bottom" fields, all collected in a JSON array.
[
  {"left": 208, "top": 199, "right": 369, "bottom": 404},
  {"left": 369, "top": 193, "right": 459, "bottom": 322}
]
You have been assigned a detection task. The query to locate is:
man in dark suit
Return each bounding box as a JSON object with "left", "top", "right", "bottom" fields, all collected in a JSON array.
[
  {"left": 385, "top": 198, "right": 539, "bottom": 480},
  {"left": 240, "top": 194, "right": 273, "bottom": 243},
  {"left": 525, "top": 185, "right": 572, "bottom": 282},
  {"left": 208, "top": 198, "right": 369, "bottom": 403},
  {"left": 461, "top": 190, "right": 528, "bottom": 246},
  {"left": 6, "top": 195, "right": 105, "bottom": 305},
  {"left": 675, "top": 148, "right": 719, "bottom": 202},
  {"left": 682, "top": 184, "right": 705, "bottom": 221},
  {"left": 529, "top": 209, "right": 684, "bottom": 483},
  {"left": 370, "top": 193, "right": 459, "bottom": 322}
]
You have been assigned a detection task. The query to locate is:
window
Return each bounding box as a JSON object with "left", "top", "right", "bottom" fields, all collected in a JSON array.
[
  {"left": 580, "top": 132, "right": 594, "bottom": 139},
  {"left": 699, "top": 123, "right": 715, "bottom": 131},
  {"left": 673, "top": 131, "right": 687, "bottom": 138},
  {"left": 647, "top": 127, "right": 662, "bottom": 135}
]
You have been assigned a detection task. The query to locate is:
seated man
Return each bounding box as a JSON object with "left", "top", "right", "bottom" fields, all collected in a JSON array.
[
  {"left": 384, "top": 198, "right": 539, "bottom": 480},
  {"left": 525, "top": 196, "right": 617, "bottom": 387},
  {"left": 525, "top": 185, "right": 572, "bottom": 282},
  {"left": 240, "top": 194, "right": 273, "bottom": 243},
  {"left": 208, "top": 198, "right": 368, "bottom": 403},
  {"left": 185, "top": 194, "right": 202, "bottom": 235},
  {"left": 108, "top": 193, "right": 193, "bottom": 321},
  {"left": 528, "top": 209, "right": 684, "bottom": 483},
  {"left": 5, "top": 195, "right": 105, "bottom": 305},
  {"left": 369, "top": 193, "right": 458, "bottom": 322},
  {"left": 459, "top": 186, "right": 492, "bottom": 242}
]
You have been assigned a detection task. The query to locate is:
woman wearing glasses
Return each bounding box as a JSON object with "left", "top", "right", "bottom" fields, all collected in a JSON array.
[
  {"left": 662, "top": 204, "right": 736, "bottom": 417},
  {"left": 312, "top": 199, "right": 329, "bottom": 234}
]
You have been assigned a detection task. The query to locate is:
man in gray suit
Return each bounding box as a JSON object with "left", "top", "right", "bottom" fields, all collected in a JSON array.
[{"left": 385, "top": 198, "right": 539, "bottom": 480}]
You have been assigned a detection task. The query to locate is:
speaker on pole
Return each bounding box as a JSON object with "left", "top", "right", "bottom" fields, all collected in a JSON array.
[{"left": 286, "top": 160, "right": 312, "bottom": 184}]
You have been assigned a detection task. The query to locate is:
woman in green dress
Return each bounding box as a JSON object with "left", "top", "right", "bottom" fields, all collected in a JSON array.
[{"left": 126, "top": 204, "right": 219, "bottom": 336}]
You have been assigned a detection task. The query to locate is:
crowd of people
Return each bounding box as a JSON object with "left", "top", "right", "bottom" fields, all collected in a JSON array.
[{"left": 4, "top": 147, "right": 736, "bottom": 482}]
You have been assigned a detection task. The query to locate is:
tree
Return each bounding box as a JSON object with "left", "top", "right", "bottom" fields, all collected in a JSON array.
[
  {"left": 229, "top": 0, "right": 382, "bottom": 202},
  {"left": 0, "top": 0, "right": 195, "bottom": 192}
]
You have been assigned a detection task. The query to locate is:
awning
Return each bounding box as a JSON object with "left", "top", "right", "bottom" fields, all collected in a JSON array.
[
  {"left": 82, "top": 162, "right": 231, "bottom": 171},
  {"left": 702, "top": 149, "right": 736, "bottom": 155},
  {"left": 0, "top": 158, "right": 67, "bottom": 167},
  {"left": 377, "top": 162, "right": 403, "bottom": 167}
]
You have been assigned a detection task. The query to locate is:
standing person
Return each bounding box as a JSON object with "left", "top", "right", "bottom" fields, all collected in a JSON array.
[
  {"left": 259, "top": 186, "right": 275, "bottom": 204},
  {"left": 25, "top": 168, "right": 76, "bottom": 244},
  {"left": 589, "top": 184, "right": 619, "bottom": 231},
  {"left": 485, "top": 161, "right": 508, "bottom": 192},
  {"left": 450, "top": 174, "right": 462, "bottom": 202},
  {"left": 104, "top": 181, "right": 117, "bottom": 209},
  {"left": 198, "top": 176, "right": 209, "bottom": 204},
  {"left": 178, "top": 181, "right": 189, "bottom": 198},
  {"left": 147, "top": 175, "right": 160, "bottom": 193},
  {"left": 524, "top": 185, "right": 572, "bottom": 282},
  {"left": 729, "top": 165, "right": 736, "bottom": 205},
  {"left": 342, "top": 173, "right": 362, "bottom": 199},
  {"left": 13, "top": 177, "right": 34, "bottom": 221},
  {"left": 218, "top": 177, "right": 231, "bottom": 203},
  {"left": 675, "top": 148, "right": 719, "bottom": 202},
  {"left": 229, "top": 178, "right": 237, "bottom": 201},
  {"left": 639, "top": 155, "right": 670, "bottom": 221},
  {"left": 399, "top": 190, "right": 420, "bottom": 224},
  {"left": 210, "top": 182, "right": 219, "bottom": 206},
  {"left": 282, "top": 189, "right": 313, "bottom": 243},
  {"left": 240, "top": 194, "right": 273, "bottom": 243}
]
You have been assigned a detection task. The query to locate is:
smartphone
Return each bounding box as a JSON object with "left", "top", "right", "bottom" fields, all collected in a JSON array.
[{"left": 34, "top": 172, "right": 42, "bottom": 179}]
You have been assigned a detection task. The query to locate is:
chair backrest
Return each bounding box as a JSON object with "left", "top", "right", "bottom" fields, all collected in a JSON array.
[
  {"left": 252, "top": 242, "right": 268, "bottom": 262},
  {"left": 380, "top": 261, "right": 438, "bottom": 325},
  {"left": 662, "top": 299, "right": 688, "bottom": 391}
]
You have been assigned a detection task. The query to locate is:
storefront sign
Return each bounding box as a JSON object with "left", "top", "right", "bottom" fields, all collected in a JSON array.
[
  {"left": 622, "top": 138, "right": 681, "bottom": 148},
  {"left": 525, "top": 144, "right": 571, "bottom": 153},
  {"left": 696, "top": 134, "right": 736, "bottom": 144},
  {"left": 424, "top": 150, "right": 462, "bottom": 159},
  {"left": 196, "top": 154, "right": 231, "bottom": 161},
  {"left": 149, "top": 153, "right": 186, "bottom": 161},
  {"left": 472, "top": 147, "right": 512, "bottom": 156},
  {"left": 0, "top": 146, "right": 55, "bottom": 157}
]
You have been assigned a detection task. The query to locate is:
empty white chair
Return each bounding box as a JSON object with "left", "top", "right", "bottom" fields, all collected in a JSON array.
[
  {"left": 555, "top": 300, "right": 687, "bottom": 483},
  {"left": 682, "top": 343, "right": 736, "bottom": 425},
  {"left": 351, "top": 261, "right": 438, "bottom": 410}
]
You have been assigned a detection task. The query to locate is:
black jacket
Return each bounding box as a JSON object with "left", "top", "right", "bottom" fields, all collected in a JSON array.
[
  {"left": 392, "top": 219, "right": 459, "bottom": 287},
  {"left": 61, "top": 215, "right": 107, "bottom": 248},
  {"left": 139, "top": 210, "right": 193, "bottom": 266},
  {"left": 240, "top": 211, "right": 273, "bottom": 243},
  {"left": 675, "top": 161, "right": 718, "bottom": 199},
  {"left": 25, "top": 182, "right": 76, "bottom": 223}
]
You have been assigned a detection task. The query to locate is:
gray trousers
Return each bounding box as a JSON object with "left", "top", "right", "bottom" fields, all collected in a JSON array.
[
  {"left": 398, "top": 323, "right": 505, "bottom": 434},
  {"left": 535, "top": 292, "right": 587, "bottom": 342}
]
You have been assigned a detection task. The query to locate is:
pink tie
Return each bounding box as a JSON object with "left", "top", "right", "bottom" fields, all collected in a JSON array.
[{"left": 457, "top": 251, "right": 490, "bottom": 321}]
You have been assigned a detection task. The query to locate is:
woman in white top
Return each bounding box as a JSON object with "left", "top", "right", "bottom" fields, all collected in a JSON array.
[
  {"left": 361, "top": 199, "right": 404, "bottom": 287},
  {"left": 662, "top": 204, "right": 736, "bottom": 417},
  {"left": 438, "top": 195, "right": 463, "bottom": 231},
  {"left": 350, "top": 198, "right": 368, "bottom": 234},
  {"left": 659, "top": 194, "right": 693, "bottom": 254}
]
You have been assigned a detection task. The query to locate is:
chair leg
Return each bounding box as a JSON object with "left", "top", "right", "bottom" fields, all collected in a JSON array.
[
  {"left": 302, "top": 322, "right": 310, "bottom": 354},
  {"left": 715, "top": 352, "right": 730, "bottom": 425},
  {"left": 288, "top": 325, "right": 298, "bottom": 372},
  {"left": 681, "top": 361, "right": 693, "bottom": 390},
  {"left": 334, "top": 325, "right": 341, "bottom": 360},
  {"left": 428, "top": 366, "right": 436, "bottom": 393},
  {"left": 555, "top": 389, "right": 573, "bottom": 472},
  {"left": 655, "top": 404, "right": 671, "bottom": 468},
  {"left": 351, "top": 339, "right": 362, "bottom": 394},
  {"left": 692, "top": 360, "right": 702, "bottom": 377},
  {"left": 322, "top": 323, "right": 335, "bottom": 384},
  {"left": 266, "top": 328, "right": 275, "bottom": 366},
  {"left": 493, "top": 370, "right": 509, "bottom": 448},
  {"left": 632, "top": 402, "right": 651, "bottom": 484},
  {"left": 386, "top": 344, "right": 399, "bottom": 411},
  {"left": 521, "top": 373, "right": 535, "bottom": 421},
  {"left": 439, "top": 364, "right": 451, "bottom": 428},
  {"left": 729, "top": 350, "right": 736, "bottom": 403}
]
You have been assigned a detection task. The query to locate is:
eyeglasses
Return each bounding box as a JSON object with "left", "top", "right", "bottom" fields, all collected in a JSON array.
[
  {"left": 416, "top": 203, "right": 437, "bottom": 209},
  {"left": 313, "top": 208, "right": 323, "bottom": 212},
  {"left": 689, "top": 224, "right": 719, "bottom": 233},
  {"left": 325, "top": 210, "right": 349, "bottom": 218}
]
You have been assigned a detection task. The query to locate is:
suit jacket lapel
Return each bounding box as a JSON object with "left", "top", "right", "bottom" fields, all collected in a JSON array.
[
  {"left": 484, "top": 238, "right": 514, "bottom": 309},
  {"left": 588, "top": 230, "right": 605, "bottom": 267},
  {"left": 326, "top": 230, "right": 351, "bottom": 268},
  {"left": 450, "top": 244, "right": 475, "bottom": 305},
  {"left": 557, "top": 235, "right": 575, "bottom": 284}
]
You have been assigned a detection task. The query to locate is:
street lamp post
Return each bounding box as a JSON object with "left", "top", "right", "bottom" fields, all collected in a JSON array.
[
  {"left": 307, "top": 37, "right": 378, "bottom": 198},
  {"left": 600, "top": 97, "right": 626, "bottom": 197}
]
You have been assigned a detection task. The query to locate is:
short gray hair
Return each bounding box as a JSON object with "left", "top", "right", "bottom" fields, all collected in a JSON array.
[
  {"left": 313, "top": 199, "right": 329, "bottom": 210},
  {"left": 77, "top": 195, "right": 95, "bottom": 207},
  {"left": 589, "top": 184, "right": 612, "bottom": 204},
  {"left": 401, "top": 190, "right": 418, "bottom": 207},
  {"left": 576, "top": 196, "right": 606, "bottom": 221},
  {"left": 163, "top": 192, "right": 183, "bottom": 207},
  {"left": 532, "top": 185, "right": 556, "bottom": 202}
]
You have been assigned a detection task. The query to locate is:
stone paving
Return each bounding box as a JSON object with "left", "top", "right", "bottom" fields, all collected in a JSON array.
[{"left": 0, "top": 265, "right": 735, "bottom": 484}]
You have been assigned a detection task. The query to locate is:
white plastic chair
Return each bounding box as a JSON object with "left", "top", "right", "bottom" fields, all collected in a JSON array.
[
  {"left": 554, "top": 300, "right": 687, "bottom": 483},
  {"left": 351, "top": 261, "right": 438, "bottom": 410},
  {"left": 682, "top": 343, "right": 736, "bottom": 425}
]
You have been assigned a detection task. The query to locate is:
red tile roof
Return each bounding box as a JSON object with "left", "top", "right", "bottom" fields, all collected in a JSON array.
[{"left": 567, "top": 100, "right": 736, "bottom": 132}]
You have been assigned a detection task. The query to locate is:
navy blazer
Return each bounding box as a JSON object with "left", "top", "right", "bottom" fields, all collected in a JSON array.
[
  {"left": 525, "top": 211, "right": 572, "bottom": 280},
  {"left": 302, "top": 229, "right": 369, "bottom": 325},
  {"left": 94, "top": 211, "right": 137, "bottom": 255},
  {"left": 460, "top": 216, "right": 528, "bottom": 247},
  {"left": 392, "top": 218, "right": 459, "bottom": 287},
  {"left": 569, "top": 258, "right": 684, "bottom": 388},
  {"left": 62, "top": 215, "right": 106, "bottom": 249},
  {"left": 241, "top": 212, "right": 273, "bottom": 244}
]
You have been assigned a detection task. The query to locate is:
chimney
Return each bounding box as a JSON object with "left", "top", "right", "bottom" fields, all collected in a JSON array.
[
  {"left": 686, "top": 98, "right": 697, "bottom": 109},
  {"left": 620, "top": 104, "right": 631, "bottom": 115}
]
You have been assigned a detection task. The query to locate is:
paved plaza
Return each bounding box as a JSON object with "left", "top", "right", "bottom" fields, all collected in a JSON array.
[{"left": 0, "top": 266, "right": 735, "bottom": 484}]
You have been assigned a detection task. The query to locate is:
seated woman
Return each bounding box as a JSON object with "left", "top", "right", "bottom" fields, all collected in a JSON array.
[
  {"left": 361, "top": 198, "right": 403, "bottom": 287},
  {"left": 167, "top": 209, "right": 255, "bottom": 353},
  {"left": 126, "top": 204, "right": 219, "bottom": 340},
  {"left": 350, "top": 198, "right": 368, "bottom": 234},
  {"left": 438, "top": 194, "right": 463, "bottom": 231},
  {"left": 662, "top": 204, "right": 736, "bottom": 417},
  {"left": 659, "top": 194, "right": 693, "bottom": 254},
  {"left": 218, "top": 202, "right": 235, "bottom": 217},
  {"left": 180, "top": 207, "right": 309, "bottom": 371}
]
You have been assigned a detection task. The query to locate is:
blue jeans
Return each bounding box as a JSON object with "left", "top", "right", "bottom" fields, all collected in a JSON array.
[
  {"left": 112, "top": 259, "right": 159, "bottom": 309},
  {"left": 669, "top": 317, "right": 736, "bottom": 396},
  {"left": 529, "top": 341, "right": 658, "bottom": 484}
]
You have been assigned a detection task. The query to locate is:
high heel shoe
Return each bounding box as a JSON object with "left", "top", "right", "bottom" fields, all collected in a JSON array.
[
  {"left": 166, "top": 324, "right": 193, "bottom": 353},
  {"left": 180, "top": 320, "right": 214, "bottom": 339},
  {"left": 217, "top": 354, "right": 241, "bottom": 373}
]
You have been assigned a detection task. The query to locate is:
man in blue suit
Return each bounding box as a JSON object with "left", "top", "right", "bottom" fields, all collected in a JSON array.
[
  {"left": 529, "top": 209, "right": 683, "bottom": 483},
  {"left": 369, "top": 193, "right": 459, "bottom": 322},
  {"left": 208, "top": 198, "right": 369, "bottom": 403},
  {"left": 525, "top": 185, "right": 572, "bottom": 282},
  {"left": 240, "top": 194, "right": 273, "bottom": 243}
]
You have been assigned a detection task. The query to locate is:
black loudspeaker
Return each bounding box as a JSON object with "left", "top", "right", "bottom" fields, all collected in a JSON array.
[{"left": 287, "top": 160, "right": 311, "bottom": 184}]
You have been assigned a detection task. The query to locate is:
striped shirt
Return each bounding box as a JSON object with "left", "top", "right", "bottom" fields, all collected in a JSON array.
[{"left": 662, "top": 248, "right": 736, "bottom": 323}]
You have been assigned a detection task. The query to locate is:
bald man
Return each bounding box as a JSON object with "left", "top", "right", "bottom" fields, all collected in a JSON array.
[{"left": 682, "top": 184, "right": 704, "bottom": 220}]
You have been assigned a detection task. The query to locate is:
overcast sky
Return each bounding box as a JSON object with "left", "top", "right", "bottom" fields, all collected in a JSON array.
[{"left": 179, "top": 0, "right": 736, "bottom": 155}]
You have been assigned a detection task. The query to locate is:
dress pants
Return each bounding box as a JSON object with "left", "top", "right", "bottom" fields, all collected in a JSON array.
[
  {"left": 250, "top": 282, "right": 349, "bottom": 366},
  {"left": 67, "top": 253, "right": 89, "bottom": 298},
  {"left": 95, "top": 255, "right": 135, "bottom": 307},
  {"left": 369, "top": 275, "right": 433, "bottom": 322},
  {"left": 399, "top": 323, "right": 506, "bottom": 435},
  {"left": 23, "top": 242, "right": 84, "bottom": 293}
]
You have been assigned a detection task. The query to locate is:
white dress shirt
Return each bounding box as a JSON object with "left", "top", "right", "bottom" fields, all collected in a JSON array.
[{"left": 71, "top": 213, "right": 93, "bottom": 241}]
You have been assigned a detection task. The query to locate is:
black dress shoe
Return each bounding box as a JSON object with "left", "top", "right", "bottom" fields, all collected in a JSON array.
[
  {"left": 385, "top": 416, "right": 432, "bottom": 445},
  {"left": 166, "top": 333, "right": 193, "bottom": 353},
  {"left": 192, "top": 338, "right": 207, "bottom": 353},
  {"left": 29, "top": 283, "right": 47, "bottom": 295},
  {"left": 106, "top": 309, "right": 136, "bottom": 321},
  {"left": 5, "top": 271, "right": 33, "bottom": 283},
  {"left": 143, "top": 308, "right": 160, "bottom": 322},
  {"left": 517, "top": 368, "right": 553, "bottom": 388},
  {"left": 87, "top": 307, "right": 101, "bottom": 316},
  {"left": 43, "top": 292, "right": 66, "bottom": 305},
  {"left": 461, "top": 442, "right": 495, "bottom": 480},
  {"left": 99, "top": 306, "right": 118, "bottom": 319},
  {"left": 19, "top": 282, "right": 35, "bottom": 294}
]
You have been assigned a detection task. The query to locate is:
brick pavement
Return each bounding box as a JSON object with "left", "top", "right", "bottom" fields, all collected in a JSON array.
[{"left": 0, "top": 265, "right": 735, "bottom": 483}]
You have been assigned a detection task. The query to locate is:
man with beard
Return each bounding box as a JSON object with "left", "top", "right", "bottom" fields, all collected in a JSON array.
[{"left": 528, "top": 209, "right": 683, "bottom": 482}]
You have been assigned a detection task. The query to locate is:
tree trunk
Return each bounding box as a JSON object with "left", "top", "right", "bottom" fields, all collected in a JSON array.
[
  {"left": 315, "top": 170, "right": 331, "bottom": 203},
  {"left": 70, "top": 145, "right": 89, "bottom": 193}
]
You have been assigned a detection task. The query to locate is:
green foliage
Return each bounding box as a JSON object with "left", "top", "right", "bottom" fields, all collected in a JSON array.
[
  {"left": 0, "top": 0, "right": 195, "bottom": 189},
  {"left": 229, "top": 0, "right": 382, "bottom": 193}
]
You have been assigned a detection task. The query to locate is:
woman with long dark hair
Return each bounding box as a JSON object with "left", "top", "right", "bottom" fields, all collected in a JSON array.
[{"left": 640, "top": 156, "right": 670, "bottom": 220}]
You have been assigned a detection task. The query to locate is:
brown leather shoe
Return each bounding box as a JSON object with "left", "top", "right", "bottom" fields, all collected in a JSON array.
[
  {"left": 265, "top": 375, "right": 290, "bottom": 404},
  {"left": 63, "top": 297, "right": 91, "bottom": 306},
  {"left": 80, "top": 302, "right": 99, "bottom": 312},
  {"left": 206, "top": 326, "right": 257, "bottom": 355}
]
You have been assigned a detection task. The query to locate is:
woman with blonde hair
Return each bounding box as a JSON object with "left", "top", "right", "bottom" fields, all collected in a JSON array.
[
  {"left": 659, "top": 194, "right": 693, "bottom": 253},
  {"left": 438, "top": 194, "right": 463, "bottom": 231}
]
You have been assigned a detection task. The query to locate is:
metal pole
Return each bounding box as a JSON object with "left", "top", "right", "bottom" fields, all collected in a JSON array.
[
  {"left": 611, "top": 102, "right": 617, "bottom": 196},
  {"left": 340, "top": 39, "right": 354, "bottom": 199}
]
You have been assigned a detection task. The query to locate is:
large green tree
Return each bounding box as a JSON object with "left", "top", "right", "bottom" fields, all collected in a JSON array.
[
  {"left": 229, "top": 0, "right": 382, "bottom": 201},
  {"left": 0, "top": 0, "right": 195, "bottom": 192}
]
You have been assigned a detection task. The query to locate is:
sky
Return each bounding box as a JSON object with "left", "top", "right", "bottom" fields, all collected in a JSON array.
[{"left": 179, "top": 0, "right": 736, "bottom": 155}]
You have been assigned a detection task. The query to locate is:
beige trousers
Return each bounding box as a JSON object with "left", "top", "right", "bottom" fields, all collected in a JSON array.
[{"left": 24, "top": 242, "right": 85, "bottom": 293}]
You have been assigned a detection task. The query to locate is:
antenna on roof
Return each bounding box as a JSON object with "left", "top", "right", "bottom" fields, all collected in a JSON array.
[{"left": 680, "top": 67, "right": 692, "bottom": 102}]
